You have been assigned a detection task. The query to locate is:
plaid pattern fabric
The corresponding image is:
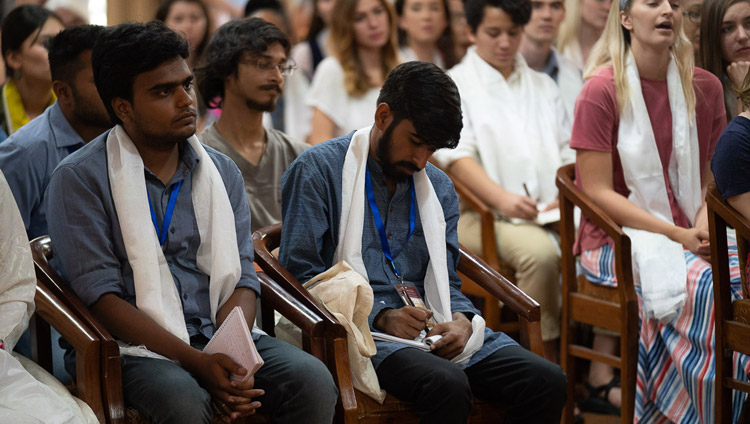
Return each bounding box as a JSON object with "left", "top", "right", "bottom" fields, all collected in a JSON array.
[{"left": 580, "top": 241, "right": 750, "bottom": 423}]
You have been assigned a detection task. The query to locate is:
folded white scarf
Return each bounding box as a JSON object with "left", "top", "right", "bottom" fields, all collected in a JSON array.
[
  {"left": 107, "top": 125, "right": 241, "bottom": 345},
  {"left": 617, "top": 53, "right": 701, "bottom": 322},
  {"left": 336, "top": 127, "right": 484, "bottom": 365}
]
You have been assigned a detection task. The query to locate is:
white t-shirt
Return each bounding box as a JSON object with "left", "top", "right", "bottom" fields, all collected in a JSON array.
[{"left": 306, "top": 57, "right": 381, "bottom": 138}]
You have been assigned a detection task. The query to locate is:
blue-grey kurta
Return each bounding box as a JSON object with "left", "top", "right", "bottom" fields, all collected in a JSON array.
[{"left": 280, "top": 132, "right": 516, "bottom": 369}]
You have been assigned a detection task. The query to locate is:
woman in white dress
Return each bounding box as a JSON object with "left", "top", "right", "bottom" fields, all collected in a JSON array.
[
  {"left": 306, "top": 0, "right": 400, "bottom": 144},
  {"left": 556, "top": 0, "right": 612, "bottom": 70}
]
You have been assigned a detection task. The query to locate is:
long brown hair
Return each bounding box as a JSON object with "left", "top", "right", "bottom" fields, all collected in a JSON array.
[
  {"left": 329, "top": 0, "right": 400, "bottom": 96},
  {"left": 700, "top": 0, "right": 749, "bottom": 117}
]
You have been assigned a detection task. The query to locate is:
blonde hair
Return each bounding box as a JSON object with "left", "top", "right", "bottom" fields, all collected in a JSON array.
[
  {"left": 329, "top": 0, "right": 400, "bottom": 96},
  {"left": 556, "top": 0, "right": 583, "bottom": 59},
  {"left": 585, "top": 0, "right": 696, "bottom": 115},
  {"left": 736, "top": 68, "right": 750, "bottom": 112}
]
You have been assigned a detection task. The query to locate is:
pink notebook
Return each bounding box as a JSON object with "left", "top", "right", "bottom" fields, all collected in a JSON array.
[{"left": 203, "top": 306, "right": 264, "bottom": 382}]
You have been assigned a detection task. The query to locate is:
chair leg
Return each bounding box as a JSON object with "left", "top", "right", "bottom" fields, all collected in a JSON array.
[
  {"left": 716, "top": 349, "right": 734, "bottom": 424},
  {"left": 561, "top": 323, "right": 576, "bottom": 424}
]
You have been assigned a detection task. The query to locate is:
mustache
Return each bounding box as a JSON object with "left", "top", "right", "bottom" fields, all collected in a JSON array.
[
  {"left": 259, "top": 84, "right": 282, "bottom": 94},
  {"left": 394, "top": 161, "right": 421, "bottom": 172}
]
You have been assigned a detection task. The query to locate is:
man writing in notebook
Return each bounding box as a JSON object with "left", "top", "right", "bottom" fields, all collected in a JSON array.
[
  {"left": 280, "top": 61, "right": 566, "bottom": 424},
  {"left": 45, "top": 21, "right": 337, "bottom": 424}
]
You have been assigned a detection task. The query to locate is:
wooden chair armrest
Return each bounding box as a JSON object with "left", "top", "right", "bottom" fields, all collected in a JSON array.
[
  {"left": 32, "top": 281, "right": 123, "bottom": 424},
  {"left": 555, "top": 165, "right": 636, "bottom": 307},
  {"left": 457, "top": 246, "right": 544, "bottom": 355},
  {"left": 257, "top": 272, "right": 329, "bottom": 360},
  {"left": 30, "top": 236, "right": 125, "bottom": 424}
]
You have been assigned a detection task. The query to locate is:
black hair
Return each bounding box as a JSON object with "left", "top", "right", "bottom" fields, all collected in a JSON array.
[
  {"left": 195, "top": 17, "right": 290, "bottom": 109},
  {"left": 155, "top": 0, "right": 211, "bottom": 62},
  {"left": 91, "top": 20, "right": 189, "bottom": 125},
  {"left": 244, "top": 0, "right": 285, "bottom": 17},
  {"left": 48, "top": 25, "right": 105, "bottom": 85},
  {"left": 377, "top": 61, "right": 462, "bottom": 150},
  {"left": 464, "top": 0, "right": 531, "bottom": 32},
  {"left": 1, "top": 5, "right": 61, "bottom": 77}
]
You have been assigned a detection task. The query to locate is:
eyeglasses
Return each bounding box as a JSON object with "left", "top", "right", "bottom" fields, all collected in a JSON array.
[
  {"left": 248, "top": 58, "right": 297, "bottom": 76},
  {"left": 682, "top": 9, "right": 701, "bottom": 25}
]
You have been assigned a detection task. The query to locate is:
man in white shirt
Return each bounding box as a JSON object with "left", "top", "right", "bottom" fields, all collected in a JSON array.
[
  {"left": 434, "top": 0, "right": 573, "bottom": 362},
  {"left": 519, "top": 0, "right": 583, "bottom": 119}
]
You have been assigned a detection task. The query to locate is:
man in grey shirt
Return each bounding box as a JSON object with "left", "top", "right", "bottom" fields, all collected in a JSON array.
[{"left": 196, "top": 18, "right": 308, "bottom": 233}]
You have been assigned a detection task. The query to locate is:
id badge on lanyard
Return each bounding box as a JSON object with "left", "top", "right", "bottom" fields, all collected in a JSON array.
[{"left": 365, "top": 164, "right": 436, "bottom": 329}]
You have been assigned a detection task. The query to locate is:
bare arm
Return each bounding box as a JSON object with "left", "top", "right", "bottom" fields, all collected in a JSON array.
[
  {"left": 577, "top": 149, "right": 710, "bottom": 258},
  {"left": 448, "top": 157, "right": 538, "bottom": 220},
  {"left": 728, "top": 192, "right": 750, "bottom": 222},
  {"left": 307, "top": 108, "right": 336, "bottom": 145}
]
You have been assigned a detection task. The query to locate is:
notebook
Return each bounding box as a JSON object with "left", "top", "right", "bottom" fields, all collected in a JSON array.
[
  {"left": 371, "top": 332, "right": 442, "bottom": 352},
  {"left": 203, "top": 306, "right": 263, "bottom": 382}
]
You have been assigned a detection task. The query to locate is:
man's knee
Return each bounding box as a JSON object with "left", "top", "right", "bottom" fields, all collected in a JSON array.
[
  {"left": 287, "top": 354, "right": 338, "bottom": 406},
  {"left": 423, "top": 361, "right": 473, "bottom": 406},
  {"left": 522, "top": 355, "right": 567, "bottom": 408}
]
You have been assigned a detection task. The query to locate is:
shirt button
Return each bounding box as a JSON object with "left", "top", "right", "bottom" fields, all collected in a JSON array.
[
  {"left": 389, "top": 207, "right": 394, "bottom": 213},
  {"left": 182, "top": 293, "right": 188, "bottom": 301},
  {"left": 170, "top": 227, "right": 176, "bottom": 234},
  {"left": 167, "top": 261, "right": 173, "bottom": 267},
  {"left": 387, "top": 232, "right": 392, "bottom": 239}
]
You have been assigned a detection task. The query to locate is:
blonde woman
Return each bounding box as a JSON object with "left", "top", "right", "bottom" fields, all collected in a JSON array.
[
  {"left": 556, "top": 0, "right": 611, "bottom": 70},
  {"left": 571, "top": 0, "right": 748, "bottom": 421},
  {"left": 306, "top": 0, "right": 400, "bottom": 144}
]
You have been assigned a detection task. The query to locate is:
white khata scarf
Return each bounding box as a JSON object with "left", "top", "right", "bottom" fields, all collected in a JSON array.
[
  {"left": 336, "top": 126, "right": 485, "bottom": 365},
  {"left": 107, "top": 125, "right": 241, "bottom": 345},
  {"left": 617, "top": 53, "right": 701, "bottom": 322}
]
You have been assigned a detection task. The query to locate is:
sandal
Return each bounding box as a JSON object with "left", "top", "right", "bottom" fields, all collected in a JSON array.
[{"left": 580, "top": 375, "right": 621, "bottom": 416}]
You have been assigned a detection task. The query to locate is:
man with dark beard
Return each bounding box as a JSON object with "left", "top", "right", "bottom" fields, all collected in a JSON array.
[
  {"left": 280, "top": 61, "right": 566, "bottom": 424},
  {"left": 0, "top": 24, "right": 111, "bottom": 240},
  {"left": 196, "top": 18, "right": 308, "bottom": 232}
]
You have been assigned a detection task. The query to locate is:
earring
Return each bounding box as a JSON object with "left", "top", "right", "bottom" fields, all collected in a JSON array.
[{"left": 13, "top": 69, "right": 21, "bottom": 80}]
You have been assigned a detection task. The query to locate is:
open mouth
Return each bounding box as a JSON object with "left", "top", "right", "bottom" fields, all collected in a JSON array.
[{"left": 656, "top": 22, "right": 673, "bottom": 30}]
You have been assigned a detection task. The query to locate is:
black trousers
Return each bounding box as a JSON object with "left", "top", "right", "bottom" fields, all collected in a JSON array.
[{"left": 376, "top": 345, "right": 566, "bottom": 424}]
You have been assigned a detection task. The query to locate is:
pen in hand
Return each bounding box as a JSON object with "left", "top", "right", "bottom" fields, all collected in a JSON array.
[{"left": 522, "top": 182, "right": 532, "bottom": 199}]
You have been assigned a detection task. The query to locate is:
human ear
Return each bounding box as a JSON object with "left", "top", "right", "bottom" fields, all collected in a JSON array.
[
  {"left": 373, "top": 103, "right": 393, "bottom": 131},
  {"left": 620, "top": 10, "right": 633, "bottom": 31},
  {"left": 112, "top": 97, "right": 133, "bottom": 125},
  {"left": 51, "top": 81, "right": 72, "bottom": 105}
]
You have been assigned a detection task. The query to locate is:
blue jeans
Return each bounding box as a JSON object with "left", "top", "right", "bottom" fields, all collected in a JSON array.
[{"left": 120, "top": 335, "right": 338, "bottom": 424}]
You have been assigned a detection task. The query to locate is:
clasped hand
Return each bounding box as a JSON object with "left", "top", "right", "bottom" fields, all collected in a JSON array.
[
  {"left": 189, "top": 352, "right": 264, "bottom": 423},
  {"left": 375, "top": 307, "right": 473, "bottom": 360}
]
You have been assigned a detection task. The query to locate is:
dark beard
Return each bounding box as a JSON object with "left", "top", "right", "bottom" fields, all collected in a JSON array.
[
  {"left": 376, "top": 121, "right": 420, "bottom": 181},
  {"left": 245, "top": 85, "right": 281, "bottom": 112}
]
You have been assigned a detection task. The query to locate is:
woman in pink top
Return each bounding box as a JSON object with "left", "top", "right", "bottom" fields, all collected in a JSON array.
[{"left": 571, "top": 0, "right": 748, "bottom": 421}]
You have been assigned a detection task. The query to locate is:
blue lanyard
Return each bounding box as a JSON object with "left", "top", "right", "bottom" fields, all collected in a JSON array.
[
  {"left": 148, "top": 180, "right": 182, "bottom": 246},
  {"left": 365, "top": 164, "right": 415, "bottom": 281}
]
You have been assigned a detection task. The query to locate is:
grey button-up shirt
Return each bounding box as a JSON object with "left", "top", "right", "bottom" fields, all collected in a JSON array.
[
  {"left": 46, "top": 131, "right": 259, "bottom": 340},
  {"left": 280, "top": 132, "right": 515, "bottom": 369},
  {"left": 0, "top": 102, "right": 89, "bottom": 239}
]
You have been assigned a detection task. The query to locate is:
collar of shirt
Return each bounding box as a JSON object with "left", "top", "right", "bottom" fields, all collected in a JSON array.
[
  {"left": 49, "top": 102, "right": 86, "bottom": 150},
  {"left": 143, "top": 140, "right": 200, "bottom": 187}
]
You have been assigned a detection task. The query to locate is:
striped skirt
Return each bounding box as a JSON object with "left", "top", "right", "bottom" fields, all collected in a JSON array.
[{"left": 581, "top": 241, "right": 750, "bottom": 423}]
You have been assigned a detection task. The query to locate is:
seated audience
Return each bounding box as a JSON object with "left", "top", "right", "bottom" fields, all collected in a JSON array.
[
  {"left": 0, "top": 169, "right": 97, "bottom": 424},
  {"left": 434, "top": 0, "right": 572, "bottom": 362},
  {"left": 196, "top": 18, "right": 308, "bottom": 232},
  {"left": 556, "top": 0, "right": 611, "bottom": 70},
  {"left": 572, "top": 0, "right": 748, "bottom": 420},
  {"left": 395, "top": 0, "right": 457, "bottom": 69},
  {"left": 285, "top": 0, "right": 335, "bottom": 141},
  {"left": 701, "top": 0, "right": 750, "bottom": 119},
  {"left": 306, "top": 0, "right": 400, "bottom": 144},
  {"left": 281, "top": 60, "right": 566, "bottom": 424},
  {"left": 0, "top": 24, "right": 111, "bottom": 240},
  {"left": 682, "top": 0, "right": 703, "bottom": 64},
  {"left": 520, "top": 0, "right": 583, "bottom": 119},
  {"left": 448, "top": 0, "right": 472, "bottom": 60},
  {"left": 46, "top": 21, "right": 337, "bottom": 424},
  {"left": 0, "top": 5, "right": 64, "bottom": 140}
]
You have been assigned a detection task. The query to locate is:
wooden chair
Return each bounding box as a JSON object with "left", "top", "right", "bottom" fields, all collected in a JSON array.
[
  {"left": 29, "top": 235, "right": 328, "bottom": 424},
  {"left": 430, "top": 160, "right": 519, "bottom": 334},
  {"left": 252, "top": 223, "right": 545, "bottom": 424},
  {"left": 707, "top": 183, "right": 750, "bottom": 424},
  {"left": 555, "top": 164, "right": 639, "bottom": 424}
]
